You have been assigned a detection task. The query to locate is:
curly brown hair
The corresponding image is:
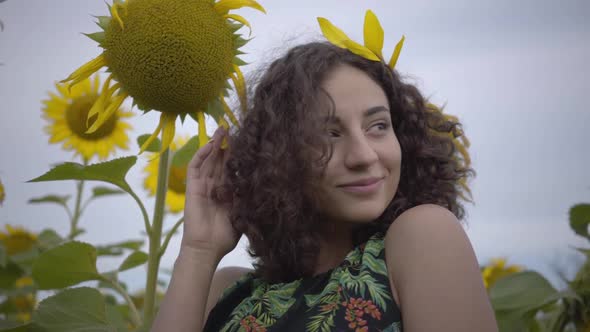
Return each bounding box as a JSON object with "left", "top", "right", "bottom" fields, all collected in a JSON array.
[{"left": 214, "top": 42, "right": 475, "bottom": 284}]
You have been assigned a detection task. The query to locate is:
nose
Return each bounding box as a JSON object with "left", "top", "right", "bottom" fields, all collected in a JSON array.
[{"left": 343, "top": 133, "right": 379, "bottom": 169}]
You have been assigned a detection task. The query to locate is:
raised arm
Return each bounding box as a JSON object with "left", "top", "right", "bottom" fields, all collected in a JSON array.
[{"left": 152, "top": 126, "right": 242, "bottom": 331}]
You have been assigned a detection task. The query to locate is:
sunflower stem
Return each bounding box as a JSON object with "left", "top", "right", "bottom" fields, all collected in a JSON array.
[
  {"left": 128, "top": 189, "right": 152, "bottom": 237},
  {"left": 68, "top": 179, "right": 85, "bottom": 240},
  {"left": 158, "top": 216, "right": 184, "bottom": 259},
  {"left": 99, "top": 275, "right": 142, "bottom": 328},
  {"left": 142, "top": 147, "right": 170, "bottom": 328}
]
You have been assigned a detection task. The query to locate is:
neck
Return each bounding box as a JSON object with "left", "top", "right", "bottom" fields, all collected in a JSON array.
[{"left": 313, "top": 220, "right": 355, "bottom": 276}]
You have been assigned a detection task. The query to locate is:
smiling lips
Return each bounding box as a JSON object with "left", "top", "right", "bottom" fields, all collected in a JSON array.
[{"left": 338, "top": 177, "right": 384, "bottom": 194}]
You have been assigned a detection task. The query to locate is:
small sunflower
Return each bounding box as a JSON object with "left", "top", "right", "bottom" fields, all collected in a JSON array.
[
  {"left": 0, "top": 177, "right": 5, "bottom": 206},
  {"left": 0, "top": 224, "right": 37, "bottom": 256},
  {"left": 143, "top": 136, "right": 191, "bottom": 213},
  {"left": 481, "top": 257, "right": 524, "bottom": 290},
  {"left": 61, "top": 0, "right": 265, "bottom": 154},
  {"left": 42, "top": 74, "right": 133, "bottom": 161},
  {"left": 12, "top": 276, "right": 36, "bottom": 323}
]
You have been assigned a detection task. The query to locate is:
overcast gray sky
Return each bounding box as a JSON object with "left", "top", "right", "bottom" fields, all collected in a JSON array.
[{"left": 0, "top": 0, "right": 589, "bottom": 290}]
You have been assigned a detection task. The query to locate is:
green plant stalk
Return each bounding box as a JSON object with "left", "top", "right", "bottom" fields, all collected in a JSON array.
[
  {"left": 158, "top": 216, "right": 184, "bottom": 259},
  {"left": 142, "top": 147, "right": 170, "bottom": 328},
  {"left": 100, "top": 275, "right": 142, "bottom": 328},
  {"left": 68, "top": 179, "right": 85, "bottom": 240}
]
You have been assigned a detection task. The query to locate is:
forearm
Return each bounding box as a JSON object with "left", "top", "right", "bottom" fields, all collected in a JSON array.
[{"left": 151, "top": 247, "right": 220, "bottom": 332}]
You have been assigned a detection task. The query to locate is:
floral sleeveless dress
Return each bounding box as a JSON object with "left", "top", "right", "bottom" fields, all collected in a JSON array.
[{"left": 203, "top": 232, "right": 403, "bottom": 332}]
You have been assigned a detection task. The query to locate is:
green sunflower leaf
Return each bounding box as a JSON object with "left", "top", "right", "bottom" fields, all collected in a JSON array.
[
  {"left": 172, "top": 135, "right": 200, "bottom": 167},
  {"left": 137, "top": 134, "right": 161, "bottom": 153},
  {"left": 118, "top": 251, "right": 148, "bottom": 272},
  {"left": 569, "top": 203, "right": 590, "bottom": 239},
  {"left": 27, "top": 156, "right": 137, "bottom": 193},
  {"left": 96, "top": 240, "right": 144, "bottom": 257},
  {"left": 37, "top": 229, "right": 63, "bottom": 250},
  {"left": 0, "top": 262, "right": 23, "bottom": 289},
  {"left": 489, "top": 270, "right": 561, "bottom": 313},
  {"left": 32, "top": 241, "right": 100, "bottom": 290},
  {"left": 31, "top": 287, "right": 116, "bottom": 332},
  {"left": 27, "top": 194, "right": 70, "bottom": 208},
  {"left": 91, "top": 186, "right": 126, "bottom": 199}
]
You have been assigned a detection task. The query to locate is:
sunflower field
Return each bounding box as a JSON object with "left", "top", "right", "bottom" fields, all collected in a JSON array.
[{"left": 0, "top": 1, "right": 589, "bottom": 331}]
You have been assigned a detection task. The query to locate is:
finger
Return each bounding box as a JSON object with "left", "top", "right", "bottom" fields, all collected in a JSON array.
[
  {"left": 200, "top": 129, "right": 225, "bottom": 178},
  {"left": 188, "top": 127, "right": 225, "bottom": 177}
]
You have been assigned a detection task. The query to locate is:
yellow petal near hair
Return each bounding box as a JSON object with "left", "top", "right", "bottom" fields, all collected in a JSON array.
[
  {"left": 197, "top": 111, "right": 208, "bottom": 148},
  {"left": 224, "top": 14, "right": 252, "bottom": 36},
  {"left": 61, "top": 54, "right": 106, "bottom": 90},
  {"left": 388, "top": 35, "right": 405, "bottom": 69},
  {"left": 342, "top": 39, "right": 379, "bottom": 61},
  {"left": 317, "top": 17, "right": 351, "bottom": 48},
  {"left": 363, "top": 10, "right": 384, "bottom": 58},
  {"left": 220, "top": 96, "right": 239, "bottom": 127},
  {"left": 318, "top": 17, "right": 379, "bottom": 61},
  {"left": 231, "top": 64, "right": 247, "bottom": 114},
  {"left": 214, "top": 0, "right": 266, "bottom": 15}
]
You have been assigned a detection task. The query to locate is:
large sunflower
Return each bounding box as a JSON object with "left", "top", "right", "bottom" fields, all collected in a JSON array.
[
  {"left": 42, "top": 74, "right": 133, "bottom": 161},
  {"left": 61, "top": 0, "right": 265, "bottom": 154},
  {"left": 143, "top": 136, "right": 191, "bottom": 213}
]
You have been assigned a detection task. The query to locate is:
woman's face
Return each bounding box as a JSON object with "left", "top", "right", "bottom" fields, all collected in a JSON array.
[{"left": 315, "top": 64, "right": 401, "bottom": 226}]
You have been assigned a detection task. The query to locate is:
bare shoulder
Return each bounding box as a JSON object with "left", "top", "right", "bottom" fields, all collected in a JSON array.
[
  {"left": 384, "top": 204, "right": 498, "bottom": 331},
  {"left": 205, "top": 266, "right": 254, "bottom": 320}
]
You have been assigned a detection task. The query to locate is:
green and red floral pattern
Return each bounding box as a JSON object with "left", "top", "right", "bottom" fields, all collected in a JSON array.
[{"left": 204, "top": 232, "right": 403, "bottom": 332}]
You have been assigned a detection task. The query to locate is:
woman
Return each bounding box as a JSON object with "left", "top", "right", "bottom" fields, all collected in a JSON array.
[{"left": 152, "top": 20, "right": 498, "bottom": 332}]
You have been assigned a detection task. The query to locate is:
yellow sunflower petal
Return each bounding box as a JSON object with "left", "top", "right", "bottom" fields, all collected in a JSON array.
[
  {"left": 139, "top": 117, "right": 164, "bottom": 155},
  {"left": 87, "top": 91, "right": 128, "bottom": 133},
  {"left": 160, "top": 113, "right": 177, "bottom": 153},
  {"left": 61, "top": 54, "right": 106, "bottom": 89},
  {"left": 214, "top": 0, "right": 266, "bottom": 15},
  {"left": 342, "top": 39, "right": 380, "bottom": 61},
  {"left": 111, "top": 2, "right": 126, "bottom": 30},
  {"left": 217, "top": 117, "right": 230, "bottom": 149},
  {"left": 388, "top": 35, "right": 405, "bottom": 69},
  {"left": 197, "top": 111, "right": 208, "bottom": 148},
  {"left": 363, "top": 10, "right": 384, "bottom": 58},
  {"left": 220, "top": 96, "right": 239, "bottom": 127},
  {"left": 317, "top": 17, "right": 351, "bottom": 48},
  {"left": 231, "top": 64, "right": 247, "bottom": 114},
  {"left": 318, "top": 17, "right": 379, "bottom": 61},
  {"left": 224, "top": 14, "right": 252, "bottom": 36}
]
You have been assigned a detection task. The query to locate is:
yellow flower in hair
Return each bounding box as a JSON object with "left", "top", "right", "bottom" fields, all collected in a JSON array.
[
  {"left": 42, "top": 74, "right": 133, "bottom": 161},
  {"left": 61, "top": 0, "right": 265, "bottom": 154},
  {"left": 318, "top": 10, "right": 405, "bottom": 69}
]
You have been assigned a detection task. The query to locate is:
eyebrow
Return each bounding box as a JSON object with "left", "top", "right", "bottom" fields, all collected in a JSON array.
[{"left": 325, "top": 106, "right": 390, "bottom": 125}]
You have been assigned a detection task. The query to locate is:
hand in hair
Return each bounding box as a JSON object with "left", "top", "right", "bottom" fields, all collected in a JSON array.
[{"left": 181, "top": 126, "right": 240, "bottom": 261}]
